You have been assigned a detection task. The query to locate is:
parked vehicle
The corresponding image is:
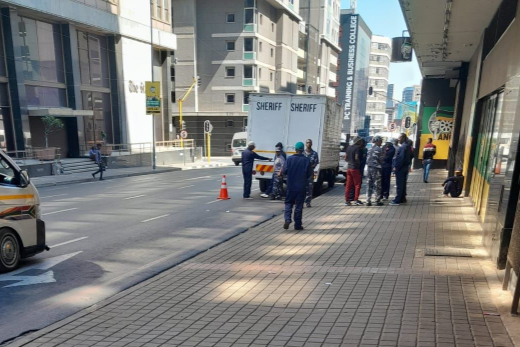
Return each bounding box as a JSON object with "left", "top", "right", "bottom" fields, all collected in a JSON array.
[
  {"left": 231, "top": 131, "right": 247, "bottom": 166},
  {"left": 247, "top": 94, "right": 342, "bottom": 196},
  {"left": 0, "top": 150, "right": 47, "bottom": 272}
]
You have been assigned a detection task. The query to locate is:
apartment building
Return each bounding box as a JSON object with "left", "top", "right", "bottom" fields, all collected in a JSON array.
[
  {"left": 402, "top": 84, "right": 421, "bottom": 102},
  {"left": 0, "top": 0, "right": 176, "bottom": 157},
  {"left": 172, "top": 0, "right": 340, "bottom": 156},
  {"left": 365, "top": 35, "right": 391, "bottom": 133},
  {"left": 385, "top": 83, "right": 396, "bottom": 125}
]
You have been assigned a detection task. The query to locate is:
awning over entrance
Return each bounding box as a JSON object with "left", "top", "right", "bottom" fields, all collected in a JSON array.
[
  {"left": 399, "top": 0, "right": 502, "bottom": 78},
  {"left": 27, "top": 108, "right": 94, "bottom": 117}
]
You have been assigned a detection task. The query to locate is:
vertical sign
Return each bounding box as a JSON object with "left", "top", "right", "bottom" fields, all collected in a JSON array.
[
  {"left": 342, "top": 14, "right": 358, "bottom": 135},
  {"left": 145, "top": 81, "right": 161, "bottom": 114}
]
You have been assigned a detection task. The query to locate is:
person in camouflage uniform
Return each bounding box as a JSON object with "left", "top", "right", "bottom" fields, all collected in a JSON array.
[
  {"left": 366, "top": 136, "right": 384, "bottom": 206},
  {"left": 303, "top": 139, "right": 319, "bottom": 208},
  {"left": 270, "top": 146, "right": 286, "bottom": 200}
]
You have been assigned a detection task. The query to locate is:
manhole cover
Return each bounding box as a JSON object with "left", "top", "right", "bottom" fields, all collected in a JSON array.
[{"left": 424, "top": 248, "right": 472, "bottom": 257}]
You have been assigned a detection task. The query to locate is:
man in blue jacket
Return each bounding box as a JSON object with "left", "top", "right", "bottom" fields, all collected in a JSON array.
[
  {"left": 242, "top": 141, "right": 271, "bottom": 199},
  {"left": 390, "top": 133, "right": 412, "bottom": 205},
  {"left": 283, "top": 142, "right": 313, "bottom": 230}
]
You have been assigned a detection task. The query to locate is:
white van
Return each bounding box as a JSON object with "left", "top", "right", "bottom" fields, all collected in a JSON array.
[
  {"left": 231, "top": 131, "right": 247, "bottom": 166},
  {"left": 0, "top": 150, "right": 47, "bottom": 272}
]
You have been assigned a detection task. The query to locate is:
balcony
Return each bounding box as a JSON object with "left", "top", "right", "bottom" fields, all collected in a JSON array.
[
  {"left": 243, "top": 52, "right": 257, "bottom": 60},
  {"left": 297, "top": 48, "right": 305, "bottom": 59},
  {"left": 328, "top": 70, "right": 337, "bottom": 82},
  {"left": 243, "top": 78, "right": 256, "bottom": 87},
  {"left": 243, "top": 104, "right": 249, "bottom": 112},
  {"left": 330, "top": 55, "right": 338, "bottom": 66},
  {"left": 244, "top": 24, "right": 257, "bottom": 32},
  {"left": 297, "top": 69, "right": 305, "bottom": 80}
]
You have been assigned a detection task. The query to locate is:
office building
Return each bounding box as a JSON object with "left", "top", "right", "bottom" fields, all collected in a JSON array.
[
  {"left": 336, "top": 9, "right": 371, "bottom": 135},
  {"left": 385, "top": 83, "right": 395, "bottom": 126},
  {"left": 402, "top": 85, "right": 421, "bottom": 102},
  {"left": 0, "top": 0, "right": 177, "bottom": 157},
  {"left": 172, "top": 0, "right": 340, "bottom": 156},
  {"left": 366, "top": 35, "right": 391, "bottom": 133}
]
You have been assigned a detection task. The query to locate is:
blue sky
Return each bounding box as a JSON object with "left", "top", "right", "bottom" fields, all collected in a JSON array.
[{"left": 340, "top": 0, "right": 422, "bottom": 101}]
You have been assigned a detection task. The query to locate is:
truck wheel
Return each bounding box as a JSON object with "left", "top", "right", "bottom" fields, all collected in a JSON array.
[
  {"left": 259, "top": 179, "right": 269, "bottom": 193},
  {"left": 0, "top": 229, "right": 20, "bottom": 273},
  {"left": 313, "top": 172, "right": 324, "bottom": 196},
  {"left": 327, "top": 170, "right": 335, "bottom": 188}
]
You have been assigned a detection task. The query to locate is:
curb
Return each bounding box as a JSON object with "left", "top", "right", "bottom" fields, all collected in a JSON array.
[
  {"left": 180, "top": 163, "right": 232, "bottom": 170},
  {"left": 32, "top": 168, "right": 182, "bottom": 188}
]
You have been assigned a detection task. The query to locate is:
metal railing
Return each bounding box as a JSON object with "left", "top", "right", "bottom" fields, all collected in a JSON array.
[
  {"left": 4, "top": 147, "right": 62, "bottom": 166},
  {"left": 80, "top": 140, "right": 196, "bottom": 157}
]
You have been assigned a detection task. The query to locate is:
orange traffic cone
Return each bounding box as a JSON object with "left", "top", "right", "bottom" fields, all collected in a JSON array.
[{"left": 218, "top": 175, "right": 230, "bottom": 200}]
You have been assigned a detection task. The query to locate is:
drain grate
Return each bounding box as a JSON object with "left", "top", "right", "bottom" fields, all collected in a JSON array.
[{"left": 424, "top": 248, "right": 472, "bottom": 257}]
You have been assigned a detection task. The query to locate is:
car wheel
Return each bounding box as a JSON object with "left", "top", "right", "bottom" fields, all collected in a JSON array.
[
  {"left": 0, "top": 229, "right": 20, "bottom": 273},
  {"left": 234, "top": 161, "right": 240, "bottom": 166}
]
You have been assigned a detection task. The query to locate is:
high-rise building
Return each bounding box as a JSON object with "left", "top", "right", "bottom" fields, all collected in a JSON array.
[
  {"left": 366, "top": 35, "right": 391, "bottom": 133},
  {"left": 402, "top": 85, "right": 421, "bottom": 102},
  {"left": 336, "top": 9, "right": 372, "bottom": 135},
  {"left": 385, "top": 84, "right": 396, "bottom": 125},
  {"left": 172, "top": 0, "right": 340, "bottom": 156},
  {"left": 386, "top": 84, "right": 395, "bottom": 108}
]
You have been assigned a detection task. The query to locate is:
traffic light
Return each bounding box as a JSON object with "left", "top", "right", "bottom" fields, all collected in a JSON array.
[
  {"left": 368, "top": 86, "right": 373, "bottom": 95},
  {"left": 197, "top": 76, "right": 201, "bottom": 87},
  {"left": 181, "top": 120, "right": 186, "bottom": 130}
]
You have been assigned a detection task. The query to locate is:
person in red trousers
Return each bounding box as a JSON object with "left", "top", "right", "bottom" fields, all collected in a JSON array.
[{"left": 344, "top": 137, "right": 364, "bottom": 206}]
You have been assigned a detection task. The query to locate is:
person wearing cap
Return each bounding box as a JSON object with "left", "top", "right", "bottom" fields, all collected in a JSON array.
[
  {"left": 381, "top": 140, "right": 395, "bottom": 200},
  {"left": 270, "top": 146, "right": 286, "bottom": 200},
  {"left": 283, "top": 141, "right": 313, "bottom": 230},
  {"left": 303, "top": 139, "right": 319, "bottom": 208},
  {"left": 441, "top": 169, "right": 464, "bottom": 197},
  {"left": 366, "top": 136, "right": 384, "bottom": 206},
  {"left": 241, "top": 141, "right": 271, "bottom": 199},
  {"left": 344, "top": 136, "right": 364, "bottom": 206},
  {"left": 261, "top": 142, "right": 286, "bottom": 198}
]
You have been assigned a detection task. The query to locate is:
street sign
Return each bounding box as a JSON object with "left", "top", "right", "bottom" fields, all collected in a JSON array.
[
  {"left": 204, "top": 120, "right": 213, "bottom": 133},
  {"left": 388, "top": 122, "right": 397, "bottom": 132},
  {"left": 180, "top": 130, "right": 188, "bottom": 139},
  {"left": 404, "top": 116, "right": 411, "bottom": 129},
  {"left": 145, "top": 81, "right": 161, "bottom": 114}
]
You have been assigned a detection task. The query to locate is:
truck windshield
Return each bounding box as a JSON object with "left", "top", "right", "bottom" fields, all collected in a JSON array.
[{"left": 233, "top": 139, "right": 247, "bottom": 148}]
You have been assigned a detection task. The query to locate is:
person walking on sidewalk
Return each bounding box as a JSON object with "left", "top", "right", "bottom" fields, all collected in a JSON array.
[
  {"left": 270, "top": 146, "right": 286, "bottom": 200},
  {"left": 422, "top": 138, "right": 436, "bottom": 183},
  {"left": 261, "top": 142, "right": 286, "bottom": 198},
  {"left": 283, "top": 142, "right": 313, "bottom": 231},
  {"left": 366, "top": 136, "right": 384, "bottom": 206},
  {"left": 91, "top": 143, "right": 105, "bottom": 181},
  {"left": 381, "top": 140, "right": 395, "bottom": 201},
  {"left": 303, "top": 139, "right": 319, "bottom": 208},
  {"left": 242, "top": 141, "right": 271, "bottom": 199},
  {"left": 390, "top": 133, "right": 412, "bottom": 206},
  {"left": 345, "top": 137, "right": 364, "bottom": 206}
]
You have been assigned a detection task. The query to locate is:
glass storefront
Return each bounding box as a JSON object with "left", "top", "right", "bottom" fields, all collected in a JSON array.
[{"left": 82, "top": 91, "right": 112, "bottom": 145}]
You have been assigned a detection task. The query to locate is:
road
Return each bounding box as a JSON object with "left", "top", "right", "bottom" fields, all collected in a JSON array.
[{"left": 0, "top": 167, "right": 335, "bottom": 344}]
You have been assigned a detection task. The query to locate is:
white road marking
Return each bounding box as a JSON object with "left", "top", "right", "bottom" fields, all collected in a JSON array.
[
  {"left": 252, "top": 188, "right": 260, "bottom": 191},
  {"left": 42, "top": 208, "right": 78, "bottom": 216},
  {"left": 185, "top": 176, "right": 211, "bottom": 181},
  {"left": 79, "top": 181, "right": 96, "bottom": 185},
  {"left": 40, "top": 194, "right": 68, "bottom": 199},
  {"left": 177, "top": 185, "right": 194, "bottom": 189},
  {"left": 124, "top": 194, "right": 146, "bottom": 200},
  {"left": 141, "top": 214, "right": 170, "bottom": 223},
  {"left": 50, "top": 237, "right": 88, "bottom": 248},
  {"left": 206, "top": 200, "right": 221, "bottom": 204}
]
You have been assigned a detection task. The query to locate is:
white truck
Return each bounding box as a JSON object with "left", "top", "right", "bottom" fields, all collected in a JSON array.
[{"left": 247, "top": 93, "right": 342, "bottom": 196}]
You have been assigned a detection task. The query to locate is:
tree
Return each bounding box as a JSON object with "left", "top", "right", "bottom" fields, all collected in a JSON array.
[{"left": 42, "top": 116, "right": 64, "bottom": 148}]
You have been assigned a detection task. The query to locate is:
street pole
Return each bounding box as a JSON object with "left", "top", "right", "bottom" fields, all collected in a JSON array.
[
  {"left": 207, "top": 132, "right": 211, "bottom": 163},
  {"left": 150, "top": 1, "right": 156, "bottom": 170},
  {"left": 179, "top": 99, "right": 183, "bottom": 148}
]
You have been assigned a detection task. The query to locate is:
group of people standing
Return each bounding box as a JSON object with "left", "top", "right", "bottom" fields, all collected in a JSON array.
[{"left": 344, "top": 133, "right": 416, "bottom": 206}]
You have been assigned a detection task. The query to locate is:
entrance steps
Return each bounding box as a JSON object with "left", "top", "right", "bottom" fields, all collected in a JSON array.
[{"left": 60, "top": 158, "right": 98, "bottom": 175}]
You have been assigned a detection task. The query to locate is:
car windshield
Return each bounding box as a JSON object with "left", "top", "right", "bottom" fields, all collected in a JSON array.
[{"left": 233, "top": 139, "right": 247, "bottom": 148}]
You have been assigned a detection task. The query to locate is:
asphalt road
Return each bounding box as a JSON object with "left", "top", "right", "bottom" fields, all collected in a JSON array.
[{"left": 0, "top": 167, "right": 335, "bottom": 344}]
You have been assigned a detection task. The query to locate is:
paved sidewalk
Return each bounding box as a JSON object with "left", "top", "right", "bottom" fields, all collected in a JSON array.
[{"left": 12, "top": 171, "right": 519, "bottom": 347}]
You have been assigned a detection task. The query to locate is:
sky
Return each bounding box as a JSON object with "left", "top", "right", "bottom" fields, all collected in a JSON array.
[{"left": 340, "top": 0, "right": 422, "bottom": 101}]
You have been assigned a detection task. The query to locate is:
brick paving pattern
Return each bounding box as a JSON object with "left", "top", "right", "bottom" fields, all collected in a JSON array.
[{"left": 17, "top": 171, "right": 515, "bottom": 346}]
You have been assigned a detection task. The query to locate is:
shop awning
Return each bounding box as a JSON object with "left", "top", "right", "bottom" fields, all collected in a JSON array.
[{"left": 27, "top": 108, "right": 94, "bottom": 117}]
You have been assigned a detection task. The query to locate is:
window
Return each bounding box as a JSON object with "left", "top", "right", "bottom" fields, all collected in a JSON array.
[
  {"left": 226, "top": 67, "right": 235, "bottom": 77},
  {"left": 244, "top": 65, "right": 253, "bottom": 78},
  {"left": 226, "top": 13, "right": 235, "bottom": 23},
  {"left": 259, "top": 42, "right": 262, "bottom": 52},
  {"left": 0, "top": 157, "right": 18, "bottom": 187},
  {"left": 260, "top": 14, "right": 263, "bottom": 25},
  {"left": 226, "top": 41, "right": 235, "bottom": 51},
  {"left": 270, "top": 72, "right": 273, "bottom": 82},
  {"left": 259, "top": 68, "right": 262, "bottom": 79},
  {"left": 18, "top": 17, "right": 65, "bottom": 83},
  {"left": 78, "top": 31, "right": 110, "bottom": 87},
  {"left": 82, "top": 91, "right": 113, "bottom": 144},
  {"left": 226, "top": 94, "right": 235, "bottom": 103},
  {"left": 244, "top": 38, "right": 254, "bottom": 52},
  {"left": 26, "top": 86, "right": 67, "bottom": 107},
  {"left": 272, "top": 23, "right": 275, "bottom": 32},
  {"left": 270, "top": 48, "right": 274, "bottom": 57},
  {"left": 152, "top": 0, "right": 170, "bottom": 23},
  {"left": 245, "top": 0, "right": 255, "bottom": 7},
  {"left": 226, "top": 120, "right": 235, "bottom": 127},
  {"left": 243, "top": 91, "right": 250, "bottom": 105},
  {"left": 245, "top": 9, "right": 254, "bottom": 24}
]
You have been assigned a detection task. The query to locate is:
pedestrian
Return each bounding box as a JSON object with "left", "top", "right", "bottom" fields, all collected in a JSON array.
[
  {"left": 261, "top": 142, "right": 286, "bottom": 198},
  {"left": 381, "top": 140, "right": 395, "bottom": 201},
  {"left": 91, "top": 143, "right": 105, "bottom": 181},
  {"left": 89, "top": 146, "right": 97, "bottom": 161},
  {"left": 270, "top": 146, "right": 286, "bottom": 200},
  {"left": 344, "top": 137, "right": 364, "bottom": 206},
  {"left": 390, "top": 133, "right": 412, "bottom": 206},
  {"left": 359, "top": 139, "right": 368, "bottom": 178},
  {"left": 303, "top": 139, "right": 319, "bottom": 208},
  {"left": 366, "top": 136, "right": 384, "bottom": 206},
  {"left": 283, "top": 142, "right": 313, "bottom": 231},
  {"left": 441, "top": 169, "right": 464, "bottom": 197},
  {"left": 422, "top": 137, "right": 436, "bottom": 183},
  {"left": 242, "top": 141, "right": 271, "bottom": 199}
]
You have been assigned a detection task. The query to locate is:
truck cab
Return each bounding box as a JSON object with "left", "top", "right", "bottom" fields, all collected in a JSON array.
[{"left": 0, "top": 150, "right": 47, "bottom": 272}]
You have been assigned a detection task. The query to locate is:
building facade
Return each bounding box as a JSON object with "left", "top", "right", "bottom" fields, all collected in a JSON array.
[
  {"left": 0, "top": 0, "right": 177, "bottom": 158},
  {"left": 365, "top": 35, "right": 391, "bottom": 133},
  {"left": 336, "top": 9, "right": 371, "bottom": 136},
  {"left": 402, "top": 85, "right": 421, "bottom": 103},
  {"left": 385, "top": 83, "right": 395, "bottom": 126},
  {"left": 172, "top": 0, "right": 340, "bottom": 156}
]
